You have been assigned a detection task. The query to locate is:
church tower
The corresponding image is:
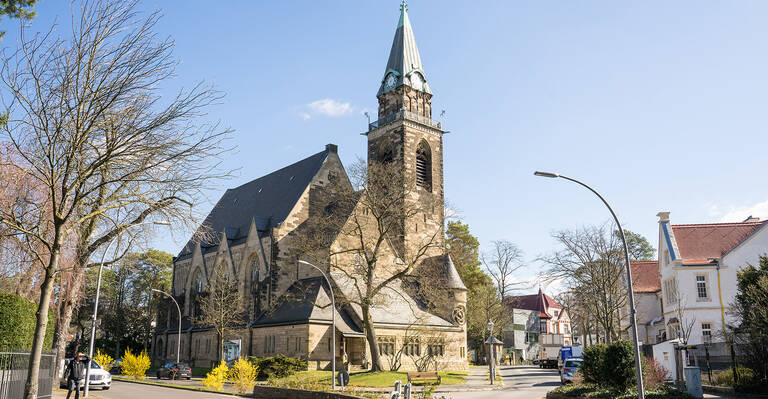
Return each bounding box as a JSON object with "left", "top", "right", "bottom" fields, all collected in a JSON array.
[{"left": 367, "top": 1, "right": 445, "bottom": 256}]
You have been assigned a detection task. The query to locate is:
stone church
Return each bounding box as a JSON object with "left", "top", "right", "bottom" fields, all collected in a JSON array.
[{"left": 152, "top": 2, "right": 468, "bottom": 372}]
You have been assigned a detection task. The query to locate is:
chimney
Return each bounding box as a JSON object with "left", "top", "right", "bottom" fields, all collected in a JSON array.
[{"left": 325, "top": 143, "right": 338, "bottom": 154}]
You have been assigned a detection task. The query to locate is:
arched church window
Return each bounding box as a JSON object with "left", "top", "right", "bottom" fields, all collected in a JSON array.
[
  {"left": 193, "top": 269, "right": 203, "bottom": 293},
  {"left": 415, "top": 141, "right": 432, "bottom": 191}
]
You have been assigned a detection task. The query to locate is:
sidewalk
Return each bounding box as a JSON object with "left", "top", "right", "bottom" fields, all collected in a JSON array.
[{"left": 434, "top": 366, "right": 502, "bottom": 393}]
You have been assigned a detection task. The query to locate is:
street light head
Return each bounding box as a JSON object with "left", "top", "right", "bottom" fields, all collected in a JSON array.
[
  {"left": 487, "top": 320, "right": 494, "bottom": 332},
  {"left": 151, "top": 288, "right": 161, "bottom": 293},
  {"left": 534, "top": 171, "right": 560, "bottom": 178},
  {"left": 298, "top": 260, "right": 312, "bottom": 266},
  {"left": 153, "top": 221, "right": 171, "bottom": 226}
]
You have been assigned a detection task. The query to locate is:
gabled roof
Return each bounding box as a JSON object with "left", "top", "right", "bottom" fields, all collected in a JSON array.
[
  {"left": 630, "top": 260, "right": 661, "bottom": 293},
  {"left": 178, "top": 145, "right": 336, "bottom": 257},
  {"left": 508, "top": 289, "right": 563, "bottom": 319},
  {"left": 377, "top": 1, "right": 431, "bottom": 95},
  {"left": 670, "top": 220, "right": 766, "bottom": 264},
  {"left": 253, "top": 277, "right": 363, "bottom": 336}
]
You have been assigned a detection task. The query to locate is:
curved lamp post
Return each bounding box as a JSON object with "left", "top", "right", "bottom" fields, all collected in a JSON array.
[
  {"left": 298, "top": 260, "right": 336, "bottom": 391},
  {"left": 84, "top": 221, "right": 170, "bottom": 397},
  {"left": 151, "top": 288, "right": 181, "bottom": 364},
  {"left": 534, "top": 171, "right": 645, "bottom": 399}
]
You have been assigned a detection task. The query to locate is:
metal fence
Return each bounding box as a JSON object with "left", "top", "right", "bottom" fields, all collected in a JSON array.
[{"left": 0, "top": 350, "right": 57, "bottom": 399}]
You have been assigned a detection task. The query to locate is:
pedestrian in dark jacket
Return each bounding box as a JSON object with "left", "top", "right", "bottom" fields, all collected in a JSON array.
[{"left": 65, "top": 353, "right": 86, "bottom": 399}]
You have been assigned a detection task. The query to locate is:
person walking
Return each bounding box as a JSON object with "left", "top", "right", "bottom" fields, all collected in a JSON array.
[{"left": 65, "top": 353, "right": 86, "bottom": 399}]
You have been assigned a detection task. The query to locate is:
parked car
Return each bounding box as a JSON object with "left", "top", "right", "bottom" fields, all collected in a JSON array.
[
  {"left": 59, "top": 359, "right": 112, "bottom": 390},
  {"left": 560, "top": 357, "right": 583, "bottom": 384},
  {"left": 532, "top": 359, "right": 540, "bottom": 365},
  {"left": 156, "top": 362, "right": 192, "bottom": 380},
  {"left": 110, "top": 358, "right": 122, "bottom": 374}
]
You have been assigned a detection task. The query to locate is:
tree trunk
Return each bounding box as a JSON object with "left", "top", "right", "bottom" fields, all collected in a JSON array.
[
  {"left": 53, "top": 268, "right": 86, "bottom": 379},
  {"left": 362, "top": 304, "right": 383, "bottom": 371},
  {"left": 24, "top": 234, "right": 63, "bottom": 399}
]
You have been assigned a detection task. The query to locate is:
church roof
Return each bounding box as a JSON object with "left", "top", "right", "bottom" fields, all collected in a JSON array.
[
  {"left": 178, "top": 145, "right": 335, "bottom": 258},
  {"left": 444, "top": 255, "right": 468, "bottom": 290},
  {"left": 253, "top": 277, "right": 363, "bottom": 336},
  {"left": 377, "top": 1, "right": 431, "bottom": 96}
]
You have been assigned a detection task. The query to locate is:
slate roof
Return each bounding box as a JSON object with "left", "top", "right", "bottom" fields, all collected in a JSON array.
[
  {"left": 670, "top": 220, "right": 766, "bottom": 264},
  {"left": 508, "top": 289, "right": 563, "bottom": 319},
  {"left": 630, "top": 260, "right": 661, "bottom": 293},
  {"left": 253, "top": 277, "right": 363, "bottom": 336},
  {"left": 178, "top": 146, "right": 335, "bottom": 257},
  {"left": 377, "top": 2, "right": 431, "bottom": 95}
]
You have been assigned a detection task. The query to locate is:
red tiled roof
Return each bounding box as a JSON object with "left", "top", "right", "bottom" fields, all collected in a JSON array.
[
  {"left": 630, "top": 260, "right": 660, "bottom": 293},
  {"left": 507, "top": 289, "right": 563, "bottom": 319},
  {"left": 671, "top": 221, "right": 766, "bottom": 262}
]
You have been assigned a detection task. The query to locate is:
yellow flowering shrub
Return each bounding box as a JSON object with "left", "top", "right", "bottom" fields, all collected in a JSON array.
[
  {"left": 201, "top": 360, "right": 229, "bottom": 391},
  {"left": 121, "top": 348, "right": 150, "bottom": 380},
  {"left": 93, "top": 350, "right": 114, "bottom": 372},
  {"left": 228, "top": 358, "right": 258, "bottom": 394}
]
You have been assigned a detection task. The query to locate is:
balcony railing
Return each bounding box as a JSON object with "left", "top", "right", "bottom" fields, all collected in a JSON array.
[{"left": 368, "top": 109, "right": 442, "bottom": 132}]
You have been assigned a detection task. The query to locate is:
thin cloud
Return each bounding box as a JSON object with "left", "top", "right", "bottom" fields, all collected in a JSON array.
[
  {"left": 718, "top": 200, "right": 768, "bottom": 222},
  {"left": 307, "top": 99, "right": 353, "bottom": 117}
]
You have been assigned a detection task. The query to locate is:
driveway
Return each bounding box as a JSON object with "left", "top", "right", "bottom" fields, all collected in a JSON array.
[{"left": 443, "top": 365, "right": 560, "bottom": 399}]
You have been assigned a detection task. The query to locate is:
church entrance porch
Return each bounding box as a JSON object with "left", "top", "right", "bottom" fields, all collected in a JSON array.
[{"left": 342, "top": 335, "right": 366, "bottom": 371}]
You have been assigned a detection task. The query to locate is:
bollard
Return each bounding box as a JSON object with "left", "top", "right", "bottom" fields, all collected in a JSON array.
[
  {"left": 684, "top": 367, "right": 703, "bottom": 399},
  {"left": 403, "top": 383, "right": 411, "bottom": 399}
]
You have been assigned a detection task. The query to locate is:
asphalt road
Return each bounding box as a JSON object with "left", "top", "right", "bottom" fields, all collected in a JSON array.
[
  {"left": 442, "top": 365, "right": 561, "bottom": 399},
  {"left": 81, "top": 380, "right": 236, "bottom": 399}
]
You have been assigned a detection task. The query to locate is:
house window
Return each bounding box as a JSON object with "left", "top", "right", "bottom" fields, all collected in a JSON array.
[
  {"left": 415, "top": 141, "right": 432, "bottom": 191},
  {"left": 427, "top": 342, "right": 445, "bottom": 357},
  {"left": 701, "top": 323, "right": 712, "bottom": 343},
  {"left": 404, "top": 338, "right": 420, "bottom": 357},
  {"left": 664, "top": 278, "right": 678, "bottom": 305},
  {"left": 540, "top": 321, "right": 548, "bottom": 333},
  {"left": 696, "top": 275, "right": 709, "bottom": 299},
  {"left": 378, "top": 336, "right": 395, "bottom": 356}
]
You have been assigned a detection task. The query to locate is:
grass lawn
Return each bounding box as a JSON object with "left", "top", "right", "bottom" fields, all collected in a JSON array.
[{"left": 268, "top": 370, "right": 466, "bottom": 388}]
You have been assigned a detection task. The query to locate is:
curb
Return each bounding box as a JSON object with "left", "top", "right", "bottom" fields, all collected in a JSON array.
[{"left": 702, "top": 385, "right": 768, "bottom": 399}]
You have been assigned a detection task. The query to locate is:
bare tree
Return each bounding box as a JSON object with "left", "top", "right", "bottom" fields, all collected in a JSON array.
[
  {"left": 466, "top": 282, "right": 512, "bottom": 364},
  {"left": 0, "top": 1, "right": 230, "bottom": 396},
  {"left": 299, "top": 159, "right": 442, "bottom": 372},
  {"left": 482, "top": 240, "right": 525, "bottom": 301},
  {"left": 540, "top": 225, "right": 628, "bottom": 342},
  {"left": 194, "top": 261, "right": 245, "bottom": 363}
]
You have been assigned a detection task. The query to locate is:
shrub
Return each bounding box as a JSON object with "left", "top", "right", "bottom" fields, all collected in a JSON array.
[
  {"left": 603, "top": 340, "right": 636, "bottom": 392},
  {"left": 201, "top": 360, "right": 229, "bottom": 391},
  {"left": 713, "top": 366, "right": 756, "bottom": 388},
  {"left": 580, "top": 343, "right": 607, "bottom": 385},
  {"left": 121, "top": 348, "right": 150, "bottom": 379},
  {"left": 249, "top": 355, "right": 307, "bottom": 380},
  {"left": 642, "top": 356, "right": 668, "bottom": 390},
  {"left": 93, "top": 349, "right": 114, "bottom": 373},
  {"left": 0, "top": 293, "right": 55, "bottom": 349},
  {"left": 228, "top": 358, "right": 258, "bottom": 394}
]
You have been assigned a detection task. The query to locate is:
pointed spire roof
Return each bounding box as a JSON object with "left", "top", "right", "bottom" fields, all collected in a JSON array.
[{"left": 377, "top": 1, "right": 431, "bottom": 96}]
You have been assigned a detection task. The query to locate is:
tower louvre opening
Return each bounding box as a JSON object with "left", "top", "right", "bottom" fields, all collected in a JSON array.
[{"left": 416, "top": 141, "right": 431, "bottom": 191}]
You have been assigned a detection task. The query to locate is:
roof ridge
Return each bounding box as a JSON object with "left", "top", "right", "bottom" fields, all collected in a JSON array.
[
  {"left": 672, "top": 221, "right": 764, "bottom": 228},
  {"left": 228, "top": 148, "right": 328, "bottom": 192}
]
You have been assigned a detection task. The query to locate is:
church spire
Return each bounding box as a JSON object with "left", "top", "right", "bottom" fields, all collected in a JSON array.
[{"left": 377, "top": 1, "right": 431, "bottom": 96}]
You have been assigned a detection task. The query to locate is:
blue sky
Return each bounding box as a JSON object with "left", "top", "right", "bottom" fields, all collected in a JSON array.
[{"left": 7, "top": 1, "right": 768, "bottom": 293}]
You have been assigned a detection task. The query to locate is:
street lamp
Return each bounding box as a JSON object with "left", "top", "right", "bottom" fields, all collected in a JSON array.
[
  {"left": 298, "top": 260, "right": 336, "bottom": 391},
  {"left": 534, "top": 171, "right": 645, "bottom": 399},
  {"left": 84, "top": 220, "right": 171, "bottom": 397},
  {"left": 487, "top": 320, "right": 495, "bottom": 385},
  {"left": 152, "top": 288, "right": 181, "bottom": 364}
]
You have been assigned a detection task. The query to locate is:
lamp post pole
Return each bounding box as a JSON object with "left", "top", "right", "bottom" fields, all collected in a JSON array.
[
  {"left": 152, "top": 288, "right": 181, "bottom": 364},
  {"left": 487, "top": 320, "right": 495, "bottom": 385},
  {"left": 298, "top": 260, "right": 336, "bottom": 391},
  {"left": 534, "top": 171, "right": 645, "bottom": 399},
  {"left": 84, "top": 221, "right": 170, "bottom": 397}
]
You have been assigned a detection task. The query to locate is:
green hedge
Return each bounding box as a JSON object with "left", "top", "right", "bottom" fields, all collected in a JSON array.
[
  {"left": 0, "top": 293, "right": 55, "bottom": 349},
  {"left": 248, "top": 355, "right": 307, "bottom": 380}
]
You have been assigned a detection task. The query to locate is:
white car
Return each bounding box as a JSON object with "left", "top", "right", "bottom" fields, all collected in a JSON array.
[{"left": 60, "top": 359, "right": 112, "bottom": 390}]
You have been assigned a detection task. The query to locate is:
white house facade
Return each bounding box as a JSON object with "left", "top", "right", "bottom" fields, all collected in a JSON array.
[{"left": 657, "top": 212, "right": 768, "bottom": 347}]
